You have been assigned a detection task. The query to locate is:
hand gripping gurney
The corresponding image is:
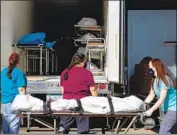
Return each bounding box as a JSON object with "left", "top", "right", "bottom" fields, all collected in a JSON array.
[{"left": 13, "top": 95, "right": 156, "bottom": 134}]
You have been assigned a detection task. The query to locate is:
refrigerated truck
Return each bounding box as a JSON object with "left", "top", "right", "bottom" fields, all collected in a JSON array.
[{"left": 1, "top": 0, "right": 126, "bottom": 98}]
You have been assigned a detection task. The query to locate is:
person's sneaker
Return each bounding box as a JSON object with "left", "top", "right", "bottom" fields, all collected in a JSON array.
[{"left": 58, "top": 126, "right": 70, "bottom": 134}]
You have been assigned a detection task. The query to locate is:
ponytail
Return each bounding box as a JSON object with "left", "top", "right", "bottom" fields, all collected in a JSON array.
[
  {"left": 63, "top": 64, "right": 74, "bottom": 80},
  {"left": 7, "top": 64, "right": 16, "bottom": 79},
  {"left": 7, "top": 53, "right": 20, "bottom": 79}
]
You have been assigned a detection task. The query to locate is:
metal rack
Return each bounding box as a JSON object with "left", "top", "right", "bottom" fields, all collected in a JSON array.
[
  {"left": 74, "top": 25, "right": 101, "bottom": 37},
  {"left": 74, "top": 24, "right": 106, "bottom": 75},
  {"left": 13, "top": 44, "right": 58, "bottom": 75},
  {"left": 86, "top": 38, "right": 106, "bottom": 72}
]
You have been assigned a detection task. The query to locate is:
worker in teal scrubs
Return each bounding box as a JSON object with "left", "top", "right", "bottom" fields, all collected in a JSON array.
[
  {"left": 144, "top": 58, "right": 177, "bottom": 134},
  {"left": 1, "top": 53, "right": 27, "bottom": 134}
]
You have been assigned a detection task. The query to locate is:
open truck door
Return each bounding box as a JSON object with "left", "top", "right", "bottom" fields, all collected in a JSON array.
[{"left": 107, "top": 0, "right": 125, "bottom": 84}]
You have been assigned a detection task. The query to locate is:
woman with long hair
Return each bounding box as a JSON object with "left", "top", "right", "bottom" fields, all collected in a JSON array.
[
  {"left": 144, "top": 58, "right": 176, "bottom": 134},
  {"left": 1, "top": 53, "right": 27, "bottom": 134},
  {"left": 59, "top": 53, "right": 98, "bottom": 134}
]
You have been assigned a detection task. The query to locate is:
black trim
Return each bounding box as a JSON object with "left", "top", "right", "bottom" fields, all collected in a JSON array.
[
  {"left": 70, "top": 99, "right": 84, "bottom": 113},
  {"left": 126, "top": 0, "right": 177, "bottom": 10},
  {"left": 107, "top": 95, "right": 114, "bottom": 114}
]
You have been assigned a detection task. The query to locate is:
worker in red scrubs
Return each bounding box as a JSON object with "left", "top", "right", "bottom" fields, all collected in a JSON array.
[{"left": 59, "top": 53, "right": 98, "bottom": 134}]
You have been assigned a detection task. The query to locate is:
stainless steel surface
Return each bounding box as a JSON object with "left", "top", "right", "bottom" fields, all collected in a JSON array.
[
  {"left": 27, "top": 49, "right": 29, "bottom": 72},
  {"left": 26, "top": 75, "right": 110, "bottom": 94}
]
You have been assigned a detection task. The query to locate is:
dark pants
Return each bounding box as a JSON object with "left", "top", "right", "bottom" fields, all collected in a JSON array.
[
  {"left": 159, "top": 110, "right": 177, "bottom": 134},
  {"left": 59, "top": 116, "right": 89, "bottom": 134}
]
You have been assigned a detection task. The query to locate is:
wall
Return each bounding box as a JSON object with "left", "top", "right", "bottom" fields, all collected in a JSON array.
[
  {"left": 1, "top": 1, "right": 33, "bottom": 70},
  {"left": 128, "top": 10, "right": 177, "bottom": 80}
]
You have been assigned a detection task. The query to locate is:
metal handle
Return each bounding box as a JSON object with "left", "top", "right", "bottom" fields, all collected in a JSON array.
[{"left": 86, "top": 38, "right": 106, "bottom": 51}]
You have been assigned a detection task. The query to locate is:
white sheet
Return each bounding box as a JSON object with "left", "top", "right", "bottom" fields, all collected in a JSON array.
[
  {"left": 78, "top": 17, "right": 97, "bottom": 26},
  {"left": 11, "top": 95, "right": 146, "bottom": 114},
  {"left": 80, "top": 96, "right": 146, "bottom": 114},
  {"left": 11, "top": 95, "right": 43, "bottom": 112},
  {"left": 50, "top": 99, "right": 78, "bottom": 111}
]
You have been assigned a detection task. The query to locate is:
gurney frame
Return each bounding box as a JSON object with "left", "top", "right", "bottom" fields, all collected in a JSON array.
[
  {"left": 22, "top": 111, "right": 143, "bottom": 134},
  {"left": 12, "top": 44, "right": 57, "bottom": 75}
]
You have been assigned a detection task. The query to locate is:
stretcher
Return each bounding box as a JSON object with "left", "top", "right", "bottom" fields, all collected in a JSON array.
[
  {"left": 20, "top": 110, "right": 154, "bottom": 134},
  {"left": 12, "top": 44, "right": 57, "bottom": 75}
]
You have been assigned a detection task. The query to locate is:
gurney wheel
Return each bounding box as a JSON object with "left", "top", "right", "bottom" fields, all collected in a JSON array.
[
  {"left": 26, "top": 129, "right": 30, "bottom": 132},
  {"left": 144, "top": 118, "right": 155, "bottom": 130}
]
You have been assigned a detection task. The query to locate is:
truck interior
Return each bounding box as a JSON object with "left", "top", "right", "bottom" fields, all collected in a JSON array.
[{"left": 23, "top": 0, "right": 106, "bottom": 76}]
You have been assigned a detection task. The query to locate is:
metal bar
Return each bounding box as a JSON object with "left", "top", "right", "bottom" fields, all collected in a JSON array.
[
  {"left": 52, "top": 53, "right": 54, "bottom": 73},
  {"left": 27, "top": 114, "right": 30, "bottom": 132},
  {"left": 54, "top": 118, "right": 57, "bottom": 134},
  {"left": 27, "top": 57, "right": 46, "bottom": 59},
  {"left": 48, "top": 50, "right": 50, "bottom": 74},
  {"left": 46, "top": 48, "right": 47, "bottom": 75},
  {"left": 34, "top": 59, "right": 36, "bottom": 72},
  {"left": 55, "top": 56, "right": 58, "bottom": 72},
  {"left": 23, "top": 50, "right": 26, "bottom": 74},
  {"left": 88, "top": 49, "right": 91, "bottom": 70},
  {"left": 22, "top": 112, "right": 140, "bottom": 117},
  {"left": 21, "top": 117, "right": 24, "bottom": 126},
  {"left": 115, "top": 120, "right": 121, "bottom": 134},
  {"left": 115, "top": 118, "right": 128, "bottom": 134},
  {"left": 40, "top": 46, "right": 43, "bottom": 75},
  {"left": 106, "top": 116, "right": 109, "bottom": 128},
  {"left": 111, "top": 118, "right": 118, "bottom": 132},
  {"left": 33, "top": 52, "right": 35, "bottom": 72},
  {"left": 33, "top": 118, "right": 54, "bottom": 129},
  {"left": 123, "top": 115, "right": 138, "bottom": 134},
  {"left": 26, "top": 49, "right": 29, "bottom": 73},
  {"left": 100, "top": 51, "right": 103, "bottom": 71}
]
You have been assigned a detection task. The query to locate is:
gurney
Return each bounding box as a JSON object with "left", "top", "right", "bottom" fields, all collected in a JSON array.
[
  {"left": 21, "top": 110, "right": 156, "bottom": 134},
  {"left": 21, "top": 110, "right": 145, "bottom": 134},
  {"left": 12, "top": 95, "right": 156, "bottom": 134},
  {"left": 12, "top": 43, "right": 57, "bottom": 75}
]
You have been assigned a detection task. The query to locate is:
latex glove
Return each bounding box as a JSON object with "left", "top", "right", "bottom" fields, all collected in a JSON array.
[{"left": 143, "top": 109, "right": 153, "bottom": 117}]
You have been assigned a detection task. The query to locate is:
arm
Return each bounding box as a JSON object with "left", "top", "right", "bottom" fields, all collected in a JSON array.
[
  {"left": 144, "top": 79, "right": 169, "bottom": 116},
  {"left": 18, "top": 87, "right": 26, "bottom": 94},
  {"left": 150, "top": 89, "right": 167, "bottom": 112},
  {"left": 17, "top": 72, "right": 27, "bottom": 95},
  {"left": 90, "top": 86, "right": 98, "bottom": 96},
  {"left": 144, "top": 87, "right": 155, "bottom": 104},
  {"left": 60, "top": 71, "right": 65, "bottom": 95},
  {"left": 87, "top": 71, "right": 98, "bottom": 96},
  {"left": 60, "top": 86, "right": 64, "bottom": 95}
]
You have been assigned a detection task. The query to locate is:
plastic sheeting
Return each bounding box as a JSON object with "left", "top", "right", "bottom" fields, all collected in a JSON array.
[{"left": 11, "top": 95, "right": 146, "bottom": 114}]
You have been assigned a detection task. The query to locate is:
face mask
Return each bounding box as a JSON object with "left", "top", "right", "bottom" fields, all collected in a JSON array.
[
  {"left": 149, "top": 68, "right": 156, "bottom": 78},
  {"left": 83, "top": 62, "right": 87, "bottom": 68}
]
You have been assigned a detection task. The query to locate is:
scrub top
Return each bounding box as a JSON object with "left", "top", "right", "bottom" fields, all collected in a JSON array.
[
  {"left": 153, "top": 75, "right": 176, "bottom": 112},
  {"left": 60, "top": 67, "right": 95, "bottom": 99},
  {"left": 1, "top": 67, "right": 27, "bottom": 104}
]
